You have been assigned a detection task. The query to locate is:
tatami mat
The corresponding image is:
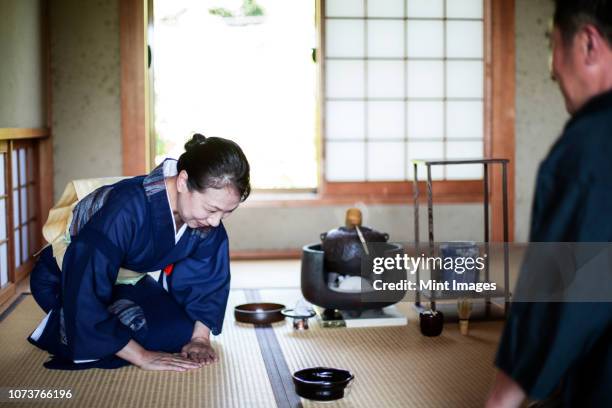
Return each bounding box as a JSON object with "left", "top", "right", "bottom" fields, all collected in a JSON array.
[
  {"left": 262, "top": 288, "right": 504, "bottom": 408},
  {"left": 0, "top": 292, "right": 276, "bottom": 408},
  {"left": 1, "top": 288, "right": 505, "bottom": 408}
]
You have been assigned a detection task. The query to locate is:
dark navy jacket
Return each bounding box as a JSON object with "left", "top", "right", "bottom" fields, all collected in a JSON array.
[{"left": 496, "top": 90, "right": 612, "bottom": 406}]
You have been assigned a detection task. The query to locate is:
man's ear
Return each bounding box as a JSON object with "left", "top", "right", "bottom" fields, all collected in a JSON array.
[
  {"left": 177, "top": 170, "right": 189, "bottom": 193},
  {"left": 582, "top": 24, "right": 604, "bottom": 65}
]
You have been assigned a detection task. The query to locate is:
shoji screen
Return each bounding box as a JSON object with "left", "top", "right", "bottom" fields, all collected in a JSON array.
[
  {"left": 323, "top": 0, "right": 484, "bottom": 182},
  {"left": 11, "top": 142, "right": 39, "bottom": 271}
]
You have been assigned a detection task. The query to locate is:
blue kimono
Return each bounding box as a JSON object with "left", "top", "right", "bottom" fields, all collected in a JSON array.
[
  {"left": 495, "top": 90, "right": 612, "bottom": 406},
  {"left": 28, "top": 159, "right": 231, "bottom": 369}
]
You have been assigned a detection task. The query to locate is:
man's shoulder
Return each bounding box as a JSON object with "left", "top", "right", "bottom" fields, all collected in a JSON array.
[
  {"left": 542, "top": 107, "right": 612, "bottom": 182},
  {"left": 566, "top": 91, "right": 612, "bottom": 149}
]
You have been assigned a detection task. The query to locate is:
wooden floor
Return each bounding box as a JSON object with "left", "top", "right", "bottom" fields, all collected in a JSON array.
[{"left": 0, "top": 275, "right": 31, "bottom": 316}]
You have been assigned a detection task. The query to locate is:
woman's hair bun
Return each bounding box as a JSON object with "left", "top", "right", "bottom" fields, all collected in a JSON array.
[{"left": 185, "top": 133, "right": 207, "bottom": 151}]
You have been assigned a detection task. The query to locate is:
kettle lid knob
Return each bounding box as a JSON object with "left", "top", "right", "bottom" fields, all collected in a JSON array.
[{"left": 345, "top": 208, "right": 362, "bottom": 228}]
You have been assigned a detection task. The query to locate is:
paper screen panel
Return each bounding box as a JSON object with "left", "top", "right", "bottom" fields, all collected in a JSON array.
[
  {"left": 367, "top": 20, "right": 404, "bottom": 58},
  {"left": 367, "top": 142, "right": 405, "bottom": 180},
  {"left": 446, "top": 60, "right": 483, "bottom": 98},
  {"left": 326, "top": 60, "right": 365, "bottom": 98},
  {"left": 367, "top": 60, "right": 405, "bottom": 98},
  {"left": 407, "top": 0, "right": 444, "bottom": 18},
  {"left": 11, "top": 150, "right": 18, "bottom": 187},
  {"left": 326, "top": 20, "right": 365, "bottom": 58},
  {"left": 326, "top": 0, "right": 364, "bottom": 17},
  {"left": 367, "top": 101, "right": 405, "bottom": 140},
  {"left": 0, "top": 244, "right": 7, "bottom": 287},
  {"left": 0, "top": 155, "right": 5, "bottom": 196},
  {"left": 326, "top": 101, "right": 366, "bottom": 140},
  {"left": 407, "top": 100, "right": 444, "bottom": 140},
  {"left": 406, "top": 20, "right": 444, "bottom": 58},
  {"left": 20, "top": 187, "right": 27, "bottom": 224},
  {"left": 446, "top": 0, "right": 483, "bottom": 19},
  {"left": 0, "top": 200, "right": 5, "bottom": 241},
  {"left": 326, "top": 141, "right": 366, "bottom": 181},
  {"left": 407, "top": 60, "right": 444, "bottom": 98},
  {"left": 12, "top": 189, "right": 19, "bottom": 229},
  {"left": 446, "top": 20, "right": 483, "bottom": 59},
  {"left": 446, "top": 164, "right": 483, "bottom": 179},
  {"left": 446, "top": 100, "right": 483, "bottom": 139},
  {"left": 367, "top": 0, "right": 404, "bottom": 17},
  {"left": 14, "top": 228, "right": 20, "bottom": 267},
  {"left": 19, "top": 149, "right": 26, "bottom": 187}
]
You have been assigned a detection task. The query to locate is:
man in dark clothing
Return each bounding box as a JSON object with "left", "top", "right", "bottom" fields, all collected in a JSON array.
[{"left": 486, "top": 1, "right": 612, "bottom": 407}]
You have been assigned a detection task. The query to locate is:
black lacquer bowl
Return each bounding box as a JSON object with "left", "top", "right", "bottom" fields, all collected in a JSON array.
[
  {"left": 293, "top": 367, "right": 354, "bottom": 401},
  {"left": 234, "top": 303, "right": 286, "bottom": 324}
]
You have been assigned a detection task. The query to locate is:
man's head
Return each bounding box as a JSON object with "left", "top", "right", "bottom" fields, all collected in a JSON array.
[{"left": 551, "top": 0, "right": 612, "bottom": 114}]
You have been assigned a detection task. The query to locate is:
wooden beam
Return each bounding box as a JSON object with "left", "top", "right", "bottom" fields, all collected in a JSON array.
[
  {"left": 120, "top": 0, "right": 149, "bottom": 176},
  {"left": 242, "top": 194, "right": 481, "bottom": 208},
  {"left": 41, "top": 0, "right": 53, "bottom": 233},
  {"left": 230, "top": 249, "right": 302, "bottom": 260},
  {"left": 37, "top": 137, "right": 53, "bottom": 242},
  {"left": 489, "top": 0, "right": 516, "bottom": 242},
  {"left": 0, "top": 128, "right": 49, "bottom": 140},
  {"left": 321, "top": 180, "right": 484, "bottom": 203}
]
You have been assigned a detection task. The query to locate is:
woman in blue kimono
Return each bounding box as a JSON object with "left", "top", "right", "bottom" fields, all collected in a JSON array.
[{"left": 28, "top": 134, "right": 250, "bottom": 371}]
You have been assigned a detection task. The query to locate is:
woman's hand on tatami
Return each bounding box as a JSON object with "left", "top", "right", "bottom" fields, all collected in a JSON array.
[
  {"left": 138, "top": 350, "right": 203, "bottom": 371},
  {"left": 117, "top": 339, "right": 201, "bottom": 371},
  {"left": 181, "top": 337, "right": 219, "bottom": 365}
]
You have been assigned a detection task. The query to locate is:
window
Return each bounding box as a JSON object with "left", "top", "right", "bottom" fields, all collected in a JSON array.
[
  {"left": 0, "top": 138, "right": 42, "bottom": 291},
  {"left": 323, "top": 0, "right": 485, "bottom": 184},
  {"left": 152, "top": 0, "right": 318, "bottom": 189}
]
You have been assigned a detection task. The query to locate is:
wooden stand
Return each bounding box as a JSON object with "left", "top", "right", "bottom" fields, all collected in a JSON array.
[{"left": 412, "top": 159, "right": 511, "bottom": 319}]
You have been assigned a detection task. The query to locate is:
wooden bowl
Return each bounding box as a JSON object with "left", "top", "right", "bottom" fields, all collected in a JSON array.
[{"left": 234, "top": 303, "right": 286, "bottom": 324}]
